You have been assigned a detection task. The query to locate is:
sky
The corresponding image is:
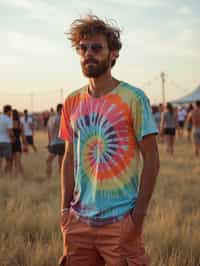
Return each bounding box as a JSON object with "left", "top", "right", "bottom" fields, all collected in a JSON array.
[{"left": 0, "top": 0, "right": 199, "bottom": 111}]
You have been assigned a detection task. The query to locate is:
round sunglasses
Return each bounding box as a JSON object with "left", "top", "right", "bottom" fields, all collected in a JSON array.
[{"left": 76, "top": 42, "right": 105, "bottom": 55}]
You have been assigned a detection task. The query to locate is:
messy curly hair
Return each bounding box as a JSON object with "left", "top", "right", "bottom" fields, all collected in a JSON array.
[{"left": 67, "top": 14, "right": 122, "bottom": 66}]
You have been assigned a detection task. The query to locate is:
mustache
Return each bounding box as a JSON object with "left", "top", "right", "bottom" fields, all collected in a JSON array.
[{"left": 83, "top": 58, "right": 99, "bottom": 65}]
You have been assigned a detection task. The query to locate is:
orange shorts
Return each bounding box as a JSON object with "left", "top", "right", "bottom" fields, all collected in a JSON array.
[{"left": 59, "top": 212, "right": 149, "bottom": 266}]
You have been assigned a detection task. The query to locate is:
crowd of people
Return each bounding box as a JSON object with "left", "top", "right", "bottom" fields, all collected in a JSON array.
[
  {"left": 0, "top": 103, "right": 65, "bottom": 176},
  {"left": 152, "top": 100, "right": 200, "bottom": 157},
  {"left": 0, "top": 100, "right": 200, "bottom": 177},
  {"left": 0, "top": 106, "right": 37, "bottom": 175}
]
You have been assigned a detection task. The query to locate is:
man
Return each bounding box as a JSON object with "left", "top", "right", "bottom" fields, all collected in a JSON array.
[
  {"left": 187, "top": 100, "right": 200, "bottom": 157},
  {"left": 0, "top": 105, "right": 13, "bottom": 173},
  {"left": 20, "top": 109, "right": 37, "bottom": 152},
  {"left": 46, "top": 104, "right": 65, "bottom": 177},
  {"left": 59, "top": 15, "right": 160, "bottom": 266}
]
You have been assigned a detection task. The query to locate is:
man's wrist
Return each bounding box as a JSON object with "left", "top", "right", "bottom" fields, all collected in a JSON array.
[
  {"left": 131, "top": 210, "right": 146, "bottom": 225},
  {"left": 60, "top": 207, "right": 70, "bottom": 214}
]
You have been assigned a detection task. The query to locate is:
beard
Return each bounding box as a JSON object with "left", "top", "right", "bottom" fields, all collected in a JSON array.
[{"left": 81, "top": 54, "right": 110, "bottom": 78}]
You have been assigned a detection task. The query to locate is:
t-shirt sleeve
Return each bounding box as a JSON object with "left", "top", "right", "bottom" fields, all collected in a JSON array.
[
  {"left": 59, "top": 98, "right": 73, "bottom": 143},
  {"left": 133, "top": 93, "right": 158, "bottom": 142}
]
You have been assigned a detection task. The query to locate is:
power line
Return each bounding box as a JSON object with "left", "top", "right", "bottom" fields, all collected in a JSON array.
[{"left": 141, "top": 75, "right": 160, "bottom": 88}]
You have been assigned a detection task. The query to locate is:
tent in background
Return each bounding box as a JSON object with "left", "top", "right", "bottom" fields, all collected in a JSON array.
[{"left": 172, "top": 84, "right": 200, "bottom": 104}]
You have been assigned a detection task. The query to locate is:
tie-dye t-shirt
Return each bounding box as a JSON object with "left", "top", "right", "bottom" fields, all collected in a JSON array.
[{"left": 59, "top": 81, "right": 158, "bottom": 226}]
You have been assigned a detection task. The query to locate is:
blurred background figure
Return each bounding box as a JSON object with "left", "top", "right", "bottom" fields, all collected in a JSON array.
[
  {"left": 50, "top": 107, "right": 55, "bottom": 117},
  {"left": 185, "top": 104, "right": 194, "bottom": 143},
  {"left": 0, "top": 105, "right": 13, "bottom": 173},
  {"left": 177, "top": 105, "right": 187, "bottom": 138},
  {"left": 187, "top": 101, "right": 200, "bottom": 157},
  {"left": 20, "top": 109, "right": 37, "bottom": 152},
  {"left": 46, "top": 104, "right": 65, "bottom": 178},
  {"left": 160, "top": 102, "right": 177, "bottom": 156},
  {"left": 152, "top": 105, "right": 161, "bottom": 137},
  {"left": 158, "top": 103, "right": 164, "bottom": 143},
  {"left": 11, "top": 109, "right": 27, "bottom": 176}
]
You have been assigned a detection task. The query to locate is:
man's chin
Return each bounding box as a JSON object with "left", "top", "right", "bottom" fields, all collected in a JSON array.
[
  {"left": 82, "top": 68, "right": 100, "bottom": 78},
  {"left": 82, "top": 65, "right": 108, "bottom": 78},
  {"left": 83, "top": 72, "right": 101, "bottom": 78}
]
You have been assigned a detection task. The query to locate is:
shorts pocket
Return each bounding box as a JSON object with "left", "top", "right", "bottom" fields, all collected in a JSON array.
[{"left": 120, "top": 214, "right": 135, "bottom": 243}]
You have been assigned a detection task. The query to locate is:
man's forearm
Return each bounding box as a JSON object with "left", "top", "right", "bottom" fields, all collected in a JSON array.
[
  {"left": 61, "top": 149, "right": 75, "bottom": 210},
  {"left": 132, "top": 151, "right": 159, "bottom": 224}
]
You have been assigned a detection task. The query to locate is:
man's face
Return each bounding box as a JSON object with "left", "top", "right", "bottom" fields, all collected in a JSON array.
[{"left": 76, "top": 35, "right": 115, "bottom": 78}]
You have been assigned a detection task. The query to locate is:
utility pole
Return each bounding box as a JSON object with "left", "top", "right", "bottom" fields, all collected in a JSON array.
[{"left": 160, "top": 72, "right": 166, "bottom": 105}]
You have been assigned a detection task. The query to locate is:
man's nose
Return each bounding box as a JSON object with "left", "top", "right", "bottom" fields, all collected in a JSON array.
[{"left": 84, "top": 46, "right": 94, "bottom": 56}]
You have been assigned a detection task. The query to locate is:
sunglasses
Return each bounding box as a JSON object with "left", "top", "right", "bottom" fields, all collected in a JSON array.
[{"left": 76, "top": 43, "right": 104, "bottom": 55}]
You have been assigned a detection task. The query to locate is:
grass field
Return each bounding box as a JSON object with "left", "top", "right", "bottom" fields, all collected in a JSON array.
[{"left": 0, "top": 131, "right": 200, "bottom": 266}]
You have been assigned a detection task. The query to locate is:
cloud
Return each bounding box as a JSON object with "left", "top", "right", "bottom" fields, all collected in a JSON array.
[
  {"left": 27, "top": 2, "right": 68, "bottom": 24},
  {"left": 103, "top": 0, "right": 167, "bottom": 8},
  {"left": 177, "top": 5, "right": 192, "bottom": 16},
  {"left": 123, "top": 28, "right": 200, "bottom": 58},
  {"left": 0, "top": 31, "right": 60, "bottom": 55},
  {"left": 0, "top": 0, "right": 69, "bottom": 25},
  {"left": 0, "top": 0, "right": 33, "bottom": 9}
]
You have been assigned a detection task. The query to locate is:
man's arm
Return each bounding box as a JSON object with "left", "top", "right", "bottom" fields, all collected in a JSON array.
[
  {"left": 59, "top": 141, "right": 74, "bottom": 262},
  {"left": 131, "top": 134, "right": 160, "bottom": 228},
  {"left": 60, "top": 141, "right": 75, "bottom": 211}
]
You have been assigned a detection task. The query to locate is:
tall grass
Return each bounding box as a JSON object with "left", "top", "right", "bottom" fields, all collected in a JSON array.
[{"left": 0, "top": 132, "right": 199, "bottom": 266}]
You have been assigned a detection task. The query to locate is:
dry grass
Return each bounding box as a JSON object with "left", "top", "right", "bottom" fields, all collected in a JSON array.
[{"left": 0, "top": 132, "right": 199, "bottom": 266}]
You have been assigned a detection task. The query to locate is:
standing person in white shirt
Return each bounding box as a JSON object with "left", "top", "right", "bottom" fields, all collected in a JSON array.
[
  {"left": 20, "top": 109, "right": 37, "bottom": 152},
  {"left": 0, "top": 105, "right": 13, "bottom": 173}
]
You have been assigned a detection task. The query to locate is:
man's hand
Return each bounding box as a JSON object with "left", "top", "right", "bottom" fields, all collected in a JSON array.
[
  {"left": 130, "top": 210, "right": 146, "bottom": 240},
  {"left": 59, "top": 211, "right": 70, "bottom": 266},
  {"left": 60, "top": 211, "right": 70, "bottom": 233},
  {"left": 121, "top": 214, "right": 142, "bottom": 242}
]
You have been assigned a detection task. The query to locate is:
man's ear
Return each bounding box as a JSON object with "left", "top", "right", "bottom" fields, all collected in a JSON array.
[{"left": 111, "top": 50, "right": 119, "bottom": 61}]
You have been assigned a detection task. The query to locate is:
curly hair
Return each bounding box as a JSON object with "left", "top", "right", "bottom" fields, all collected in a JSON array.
[{"left": 67, "top": 15, "right": 122, "bottom": 66}]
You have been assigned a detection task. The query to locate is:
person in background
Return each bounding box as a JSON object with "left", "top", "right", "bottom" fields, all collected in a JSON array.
[
  {"left": 185, "top": 104, "right": 194, "bottom": 143},
  {"left": 43, "top": 111, "right": 50, "bottom": 128},
  {"left": 186, "top": 100, "right": 200, "bottom": 157},
  {"left": 20, "top": 109, "right": 37, "bottom": 152},
  {"left": 152, "top": 105, "right": 161, "bottom": 134},
  {"left": 158, "top": 103, "right": 164, "bottom": 143},
  {"left": 50, "top": 107, "right": 55, "bottom": 116},
  {"left": 46, "top": 104, "right": 65, "bottom": 178},
  {"left": 0, "top": 105, "right": 13, "bottom": 173},
  {"left": 177, "top": 105, "right": 187, "bottom": 138},
  {"left": 11, "top": 109, "right": 27, "bottom": 176},
  {"left": 160, "top": 102, "right": 177, "bottom": 156},
  {"left": 59, "top": 14, "right": 159, "bottom": 266}
]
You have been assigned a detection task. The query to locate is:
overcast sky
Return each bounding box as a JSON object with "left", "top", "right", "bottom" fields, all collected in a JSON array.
[{"left": 0, "top": 0, "right": 199, "bottom": 111}]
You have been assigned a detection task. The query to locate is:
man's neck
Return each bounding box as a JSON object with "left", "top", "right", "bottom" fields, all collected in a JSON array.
[{"left": 88, "top": 72, "right": 120, "bottom": 97}]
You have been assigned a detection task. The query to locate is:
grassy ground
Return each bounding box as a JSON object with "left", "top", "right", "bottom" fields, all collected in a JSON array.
[{"left": 0, "top": 131, "right": 199, "bottom": 266}]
